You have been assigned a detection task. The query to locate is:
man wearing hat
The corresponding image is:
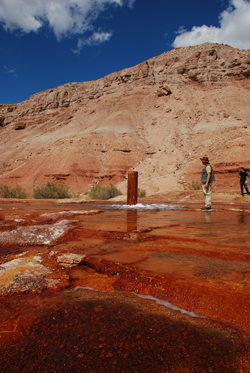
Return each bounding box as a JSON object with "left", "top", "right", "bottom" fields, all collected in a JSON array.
[{"left": 200, "top": 156, "right": 215, "bottom": 210}]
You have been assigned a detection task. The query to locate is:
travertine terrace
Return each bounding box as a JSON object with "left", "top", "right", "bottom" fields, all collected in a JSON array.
[
  {"left": 0, "top": 198, "right": 250, "bottom": 371},
  {"left": 1, "top": 43, "right": 250, "bottom": 195}
]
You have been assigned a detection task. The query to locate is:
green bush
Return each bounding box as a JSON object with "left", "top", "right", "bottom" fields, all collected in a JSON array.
[
  {"left": 87, "top": 183, "right": 122, "bottom": 200},
  {"left": 138, "top": 188, "right": 146, "bottom": 198},
  {"left": 187, "top": 180, "right": 202, "bottom": 190},
  {"left": 33, "top": 182, "right": 71, "bottom": 199},
  {"left": 0, "top": 184, "right": 28, "bottom": 199}
]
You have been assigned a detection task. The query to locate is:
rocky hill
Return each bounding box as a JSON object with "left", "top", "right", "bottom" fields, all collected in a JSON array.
[{"left": 1, "top": 43, "right": 250, "bottom": 196}]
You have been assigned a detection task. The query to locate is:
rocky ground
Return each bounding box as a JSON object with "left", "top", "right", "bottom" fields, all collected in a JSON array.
[{"left": 0, "top": 194, "right": 250, "bottom": 372}]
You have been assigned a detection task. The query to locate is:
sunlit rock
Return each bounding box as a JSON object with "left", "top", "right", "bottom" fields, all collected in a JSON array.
[
  {"left": 40, "top": 210, "right": 103, "bottom": 219},
  {"left": 56, "top": 253, "right": 86, "bottom": 266},
  {"left": 0, "top": 219, "right": 73, "bottom": 245},
  {"left": 0, "top": 256, "right": 49, "bottom": 294}
]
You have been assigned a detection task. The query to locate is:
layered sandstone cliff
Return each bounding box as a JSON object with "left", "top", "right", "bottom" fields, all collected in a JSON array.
[{"left": 0, "top": 43, "right": 250, "bottom": 195}]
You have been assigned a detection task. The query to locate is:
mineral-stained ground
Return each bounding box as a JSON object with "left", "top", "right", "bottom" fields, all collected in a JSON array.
[{"left": 0, "top": 198, "right": 250, "bottom": 372}]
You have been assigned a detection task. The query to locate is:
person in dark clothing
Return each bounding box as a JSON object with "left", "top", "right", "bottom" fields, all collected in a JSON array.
[{"left": 238, "top": 167, "right": 250, "bottom": 196}]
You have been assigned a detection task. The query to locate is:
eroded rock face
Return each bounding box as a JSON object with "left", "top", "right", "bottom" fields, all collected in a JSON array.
[
  {"left": 0, "top": 43, "right": 250, "bottom": 195},
  {"left": 14, "top": 122, "right": 26, "bottom": 130}
]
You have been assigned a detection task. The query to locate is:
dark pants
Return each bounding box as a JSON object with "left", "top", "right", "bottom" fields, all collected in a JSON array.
[{"left": 240, "top": 181, "right": 250, "bottom": 196}]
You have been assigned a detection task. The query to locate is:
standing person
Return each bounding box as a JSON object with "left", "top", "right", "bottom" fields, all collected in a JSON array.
[
  {"left": 238, "top": 167, "right": 250, "bottom": 196},
  {"left": 200, "top": 156, "right": 215, "bottom": 210}
]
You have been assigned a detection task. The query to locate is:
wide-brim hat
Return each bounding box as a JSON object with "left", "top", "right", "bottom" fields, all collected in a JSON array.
[{"left": 200, "top": 156, "right": 209, "bottom": 162}]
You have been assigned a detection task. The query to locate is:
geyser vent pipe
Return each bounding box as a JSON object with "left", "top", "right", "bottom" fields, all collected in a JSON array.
[{"left": 127, "top": 171, "right": 138, "bottom": 205}]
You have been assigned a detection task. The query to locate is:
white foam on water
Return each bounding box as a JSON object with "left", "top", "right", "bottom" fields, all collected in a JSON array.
[
  {"left": 101, "top": 203, "right": 184, "bottom": 210},
  {"left": 74, "top": 286, "right": 206, "bottom": 319}
]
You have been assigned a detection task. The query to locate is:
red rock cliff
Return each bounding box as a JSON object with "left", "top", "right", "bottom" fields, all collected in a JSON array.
[{"left": 0, "top": 43, "right": 250, "bottom": 195}]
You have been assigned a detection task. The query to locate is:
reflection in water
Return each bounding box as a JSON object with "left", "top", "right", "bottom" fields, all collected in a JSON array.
[
  {"left": 127, "top": 210, "right": 138, "bottom": 232},
  {"left": 204, "top": 212, "right": 212, "bottom": 223}
]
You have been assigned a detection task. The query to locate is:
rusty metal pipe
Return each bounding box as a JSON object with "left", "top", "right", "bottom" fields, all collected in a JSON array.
[{"left": 127, "top": 171, "right": 138, "bottom": 205}]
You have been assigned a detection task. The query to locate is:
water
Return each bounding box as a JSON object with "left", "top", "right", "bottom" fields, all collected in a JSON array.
[
  {"left": 99, "top": 203, "right": 184, "bottom": 210},
  {"left": 74, "top": 286, "right": 206, "bottom": 319}
]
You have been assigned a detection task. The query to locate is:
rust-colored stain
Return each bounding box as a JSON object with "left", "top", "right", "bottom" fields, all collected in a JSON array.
[{"left": 0, "top": 199, "right": 250, "bottom": 372}]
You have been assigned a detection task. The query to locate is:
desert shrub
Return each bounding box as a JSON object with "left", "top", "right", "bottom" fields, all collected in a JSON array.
[
  {"left": 138, "top": 188, "right": 146, "bottom": 198},
  {"left": 87, "top": 183, "right": 122, "bottom": 200},
  {"left": 187, "top": 180, "right": 202, "bottom": 190},
  {"left": 0, "top": 184, "right": 28, "bottom": 199},
  {"left": 33, "top": 182, "right": 71, "bottom": 199}
]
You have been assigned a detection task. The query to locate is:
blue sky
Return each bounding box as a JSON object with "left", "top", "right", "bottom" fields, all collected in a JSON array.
[{"left": 0, "top": 0, "right": 250, "bottom": 104}]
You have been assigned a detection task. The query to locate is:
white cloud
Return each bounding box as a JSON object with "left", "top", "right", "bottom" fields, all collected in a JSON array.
[
  {"left": 3, "top": 66, "right": 17, "bottom": 76},
  {"left": 126, "top": 0, "right": 136, "bottom": 7},
  {"left": 173, "top": 0, "right": 250, "bottom": 49},
  {"left": 4, "top": 66, "right": 15, "bottom": 73},
  {"left": 74, "top": 30, "right": 113, "bottom": 52},
  {"left": 0, "top": 0, "right": 131, "bottom": 44}
]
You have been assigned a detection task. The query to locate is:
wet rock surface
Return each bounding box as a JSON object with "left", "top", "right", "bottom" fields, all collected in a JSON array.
[
  {"left": 0, "top": 198, "right": 250, "bottom": 372},
  {"left": 0, "top": 219, "right": 74, "bottom": 245}
]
